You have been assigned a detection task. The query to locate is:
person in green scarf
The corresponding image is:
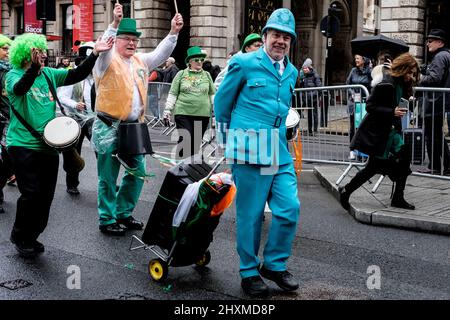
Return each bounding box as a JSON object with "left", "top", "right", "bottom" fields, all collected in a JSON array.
[{"left": 339, "top": 53, "right": 419, "bottom": 211}]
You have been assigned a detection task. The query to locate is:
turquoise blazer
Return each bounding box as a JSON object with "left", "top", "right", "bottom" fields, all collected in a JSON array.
[{"left": 214, "top": 48, "right": 298, "bottom": 165}]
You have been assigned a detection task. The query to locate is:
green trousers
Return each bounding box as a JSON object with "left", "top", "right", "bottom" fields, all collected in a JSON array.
[{"left": 97, "top": 150, "right": 145, "bottom": 226}]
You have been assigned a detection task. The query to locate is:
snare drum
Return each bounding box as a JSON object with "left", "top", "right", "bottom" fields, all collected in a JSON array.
[
  {"left": 286, "top": 108, "right": 300, "bottom": 141},
  {"left": 43, "top": 116, "right": 81, "bottom": 151}
]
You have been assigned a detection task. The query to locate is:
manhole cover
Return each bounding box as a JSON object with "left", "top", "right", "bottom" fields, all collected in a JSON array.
[{"left": 0, "top": 279, "right": 33, "bottom": 290}]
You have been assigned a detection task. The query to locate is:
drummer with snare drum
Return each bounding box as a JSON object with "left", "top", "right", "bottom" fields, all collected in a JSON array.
[
  {"left": 5, "top": 33, "right": 113, "bottom": 258},
  {"left": 214, "top": 8, "right": 301, "bottom": 298}
]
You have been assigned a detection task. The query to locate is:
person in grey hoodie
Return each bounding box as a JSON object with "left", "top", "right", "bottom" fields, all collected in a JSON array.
[{"left": 299, "top": 58, "right": 322, "bottom": 135}]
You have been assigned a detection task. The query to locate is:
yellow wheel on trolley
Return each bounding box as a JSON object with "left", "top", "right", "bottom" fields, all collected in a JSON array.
[
  {"left": 148, "top": 258, "right": 168, "bottom": 282},
  {"left": 195, "top": 250, "right": 211, "bottom": 267}
]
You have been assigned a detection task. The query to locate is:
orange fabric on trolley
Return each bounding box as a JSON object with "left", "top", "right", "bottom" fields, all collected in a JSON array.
[{"left": 211, "top": 184, "right": 236, "bottom": 217}]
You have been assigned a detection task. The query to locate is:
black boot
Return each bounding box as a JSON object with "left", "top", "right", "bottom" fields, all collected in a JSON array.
[
  {"left": 338, "top": 186, "right": 351, "bottom": 210},
  {"left": 391, "top": 177, "right": 415, "bottom": 210}
]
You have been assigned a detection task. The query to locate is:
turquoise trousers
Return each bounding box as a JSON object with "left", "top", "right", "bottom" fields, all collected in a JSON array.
[{"left": 232, "top": 162, "right": 300, "bottom": 279}]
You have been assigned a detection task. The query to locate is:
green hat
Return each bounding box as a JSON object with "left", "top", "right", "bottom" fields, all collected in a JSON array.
[
  {"left": 117, "top": 18, "right": 142, "bottom": 38},
  {"left": 241, "top": 33, "right": 262, "bottom": 53},
  {"left": 185, "top": 46, "right": 207, "bottom": 64}
]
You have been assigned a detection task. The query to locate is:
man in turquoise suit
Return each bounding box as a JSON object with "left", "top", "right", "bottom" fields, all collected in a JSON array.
[{"left": 214, "top": 8, "right": 300, "bottom": 297}]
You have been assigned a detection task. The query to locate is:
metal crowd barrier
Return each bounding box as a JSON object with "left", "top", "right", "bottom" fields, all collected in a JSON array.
[
  {"left": 407, "top": 87, "right": 450, "bottom": 180},
  {"left": 294, "top": 84, "right": 369, "bottom": 165},
  {"left": 294, "top": 85, "right": 450, "bottom": 183},
  {"left": 146, "top": 82, "right": 175, "bottom": 134}
]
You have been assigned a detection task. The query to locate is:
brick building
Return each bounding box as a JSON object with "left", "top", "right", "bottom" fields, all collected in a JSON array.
[{"left": 0, "top": 0, "right": 445, "bottom": 84}]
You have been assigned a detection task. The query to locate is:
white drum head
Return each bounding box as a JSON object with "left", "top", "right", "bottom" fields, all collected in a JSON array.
[
  {"left": 286, "top": 108, "right": 300, "bottom": 128},
  {"left": 43, "top": 117, "right": 80, "bottom": 147}
]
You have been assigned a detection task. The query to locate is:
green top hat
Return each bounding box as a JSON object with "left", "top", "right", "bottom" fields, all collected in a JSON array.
[
  {"left": 117, "top": 18, "right": 142, "bottom": 38},
  {"left": 241, "top": 33, "right": 263, "bottom": 53},
  {"left": 185, "top": 46, "right": 207, "bottom": 64}
]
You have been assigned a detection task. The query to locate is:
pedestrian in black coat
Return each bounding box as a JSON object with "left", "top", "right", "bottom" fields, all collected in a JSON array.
[
  {"left": 418, "top": 29, "right": 450, "bottom": 174},
  {"left": 339, "top": 53, "right": 419, "bottom": 211}
]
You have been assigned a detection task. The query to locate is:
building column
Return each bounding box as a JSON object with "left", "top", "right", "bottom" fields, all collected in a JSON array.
[
  {"left": 380, "top": 0, "right": 426, "bottom": 60},
  {"left": 190, "top": 0, "right": 227, "bottom": 67}
]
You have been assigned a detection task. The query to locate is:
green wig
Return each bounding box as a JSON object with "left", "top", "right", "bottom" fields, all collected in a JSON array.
[
  {"left": 9, "top": 33, "right": 48, "bottom": 69},
  {"left": 0, "top": 34, "right": 12, "bottom": 48}
]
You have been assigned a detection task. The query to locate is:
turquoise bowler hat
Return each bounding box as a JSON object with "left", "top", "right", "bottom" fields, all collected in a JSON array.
[
  {"left": 117, "top": 18, "right": 142, "bottom": 38},
  {"left": 262, "top": 8, "right": 297, "bottom": 41}
]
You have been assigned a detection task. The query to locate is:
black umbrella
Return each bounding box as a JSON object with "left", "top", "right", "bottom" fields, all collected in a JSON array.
[{"left": 350, "top": 34, "right": 409, "bottom": 59}]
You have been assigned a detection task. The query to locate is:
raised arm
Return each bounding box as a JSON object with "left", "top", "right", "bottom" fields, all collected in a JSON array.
[
  {"left": 64, "top": 37, "right": 113, "bottom": 86},
  {"left": 139, "top": 14, "right": 184, "bottom": 70},
  {"left": 94, "top": 2, "right": 123, "bottom": 78}
]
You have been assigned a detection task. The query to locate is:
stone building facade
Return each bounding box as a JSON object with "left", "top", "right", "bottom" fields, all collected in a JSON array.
[{"left": 0, "top": 0, "right": 444, "bottom": 83}]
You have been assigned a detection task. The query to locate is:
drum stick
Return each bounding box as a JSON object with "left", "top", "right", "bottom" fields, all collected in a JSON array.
[{"left": 174, "top": 0, "right": 178, "bottom": 14}]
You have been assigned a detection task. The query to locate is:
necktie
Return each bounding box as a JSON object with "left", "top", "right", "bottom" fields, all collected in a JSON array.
[{"left": 274, "top": 61, "right": 280, "bottom": 75}]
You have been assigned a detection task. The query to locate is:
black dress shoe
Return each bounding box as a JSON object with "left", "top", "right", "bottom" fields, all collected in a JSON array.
[
  {"left": 99, "top": 223, "right": 126, "bottom": 236},
  {"left": 13, "top": 240, "right": 38, "bottom": 258},
  {"left": 33, "top": 240, "right": 45, "bottom": 253},
  {"left": 117, "top": 216, "right": 144, "bottom": 230},
  {"left": 0, "top": 205, "right": 4, "bottom": 214},
  {"left": 241, "top": 276, "right": 269, "bottom": 297},
  {"left": 10, "top": 236, "right": 45, "bottom": 253},
  {"left": 338, "top": 186, "right": 350, "bottom": 210},
  {"left": 391, "top": 198, "right": 415, "bottom": 210},
  {"left": 67, "top": 187, "right": 80, "bottom": 195},
  {"left": 260, "top": 266, "right": 299, "bottom": 291}
]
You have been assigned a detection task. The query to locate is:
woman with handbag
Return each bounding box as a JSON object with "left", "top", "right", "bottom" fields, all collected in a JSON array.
[
  {"left": 339, "top": 53, "right": 419, "bottom": 211},
  {"left": 163, "top": 46, "right": 216, "bottom": 159},
  {"left": 5, "top": 33, "right": 113, "bottom": 258}
]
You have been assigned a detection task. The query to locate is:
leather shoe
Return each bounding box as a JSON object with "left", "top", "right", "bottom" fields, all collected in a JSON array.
[
  {"left": 391, "top": 198, "right": 415, "bottom": 210},
  {"left": 260, "top": 266, "right": 299, "bottom": 291},
  {"left": 67, "top": 187, "right": 80, "bottom": 195},
  {"left": 12, "top": 240, "right": 38, "bottom": 258},
  {"left": 241, "top": 276, "right": 269, "bottom": 297},
  {"left": 99, "top": 223, "right": 126, "bottom": 236},
  {"left": 338, "top": 186, "right": 350, "bottom": 211},
  {"left": 0, "top": 205, "right": 4, "bottom": 214},
  {"left": 117, "top": 216, "right": 144, "bottom": 230},
  {"left": 10, "top": 236, "right": 45, "bottom": 253}
]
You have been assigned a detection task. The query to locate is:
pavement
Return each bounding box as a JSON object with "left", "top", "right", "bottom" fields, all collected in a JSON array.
[{"left": 315, "top": 165, "right": 450, "bottom": 235}]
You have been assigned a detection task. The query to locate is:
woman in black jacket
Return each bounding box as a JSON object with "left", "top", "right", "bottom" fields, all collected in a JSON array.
[{"left": 339, "top": 53, "right": 419, "bottom": 211}]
